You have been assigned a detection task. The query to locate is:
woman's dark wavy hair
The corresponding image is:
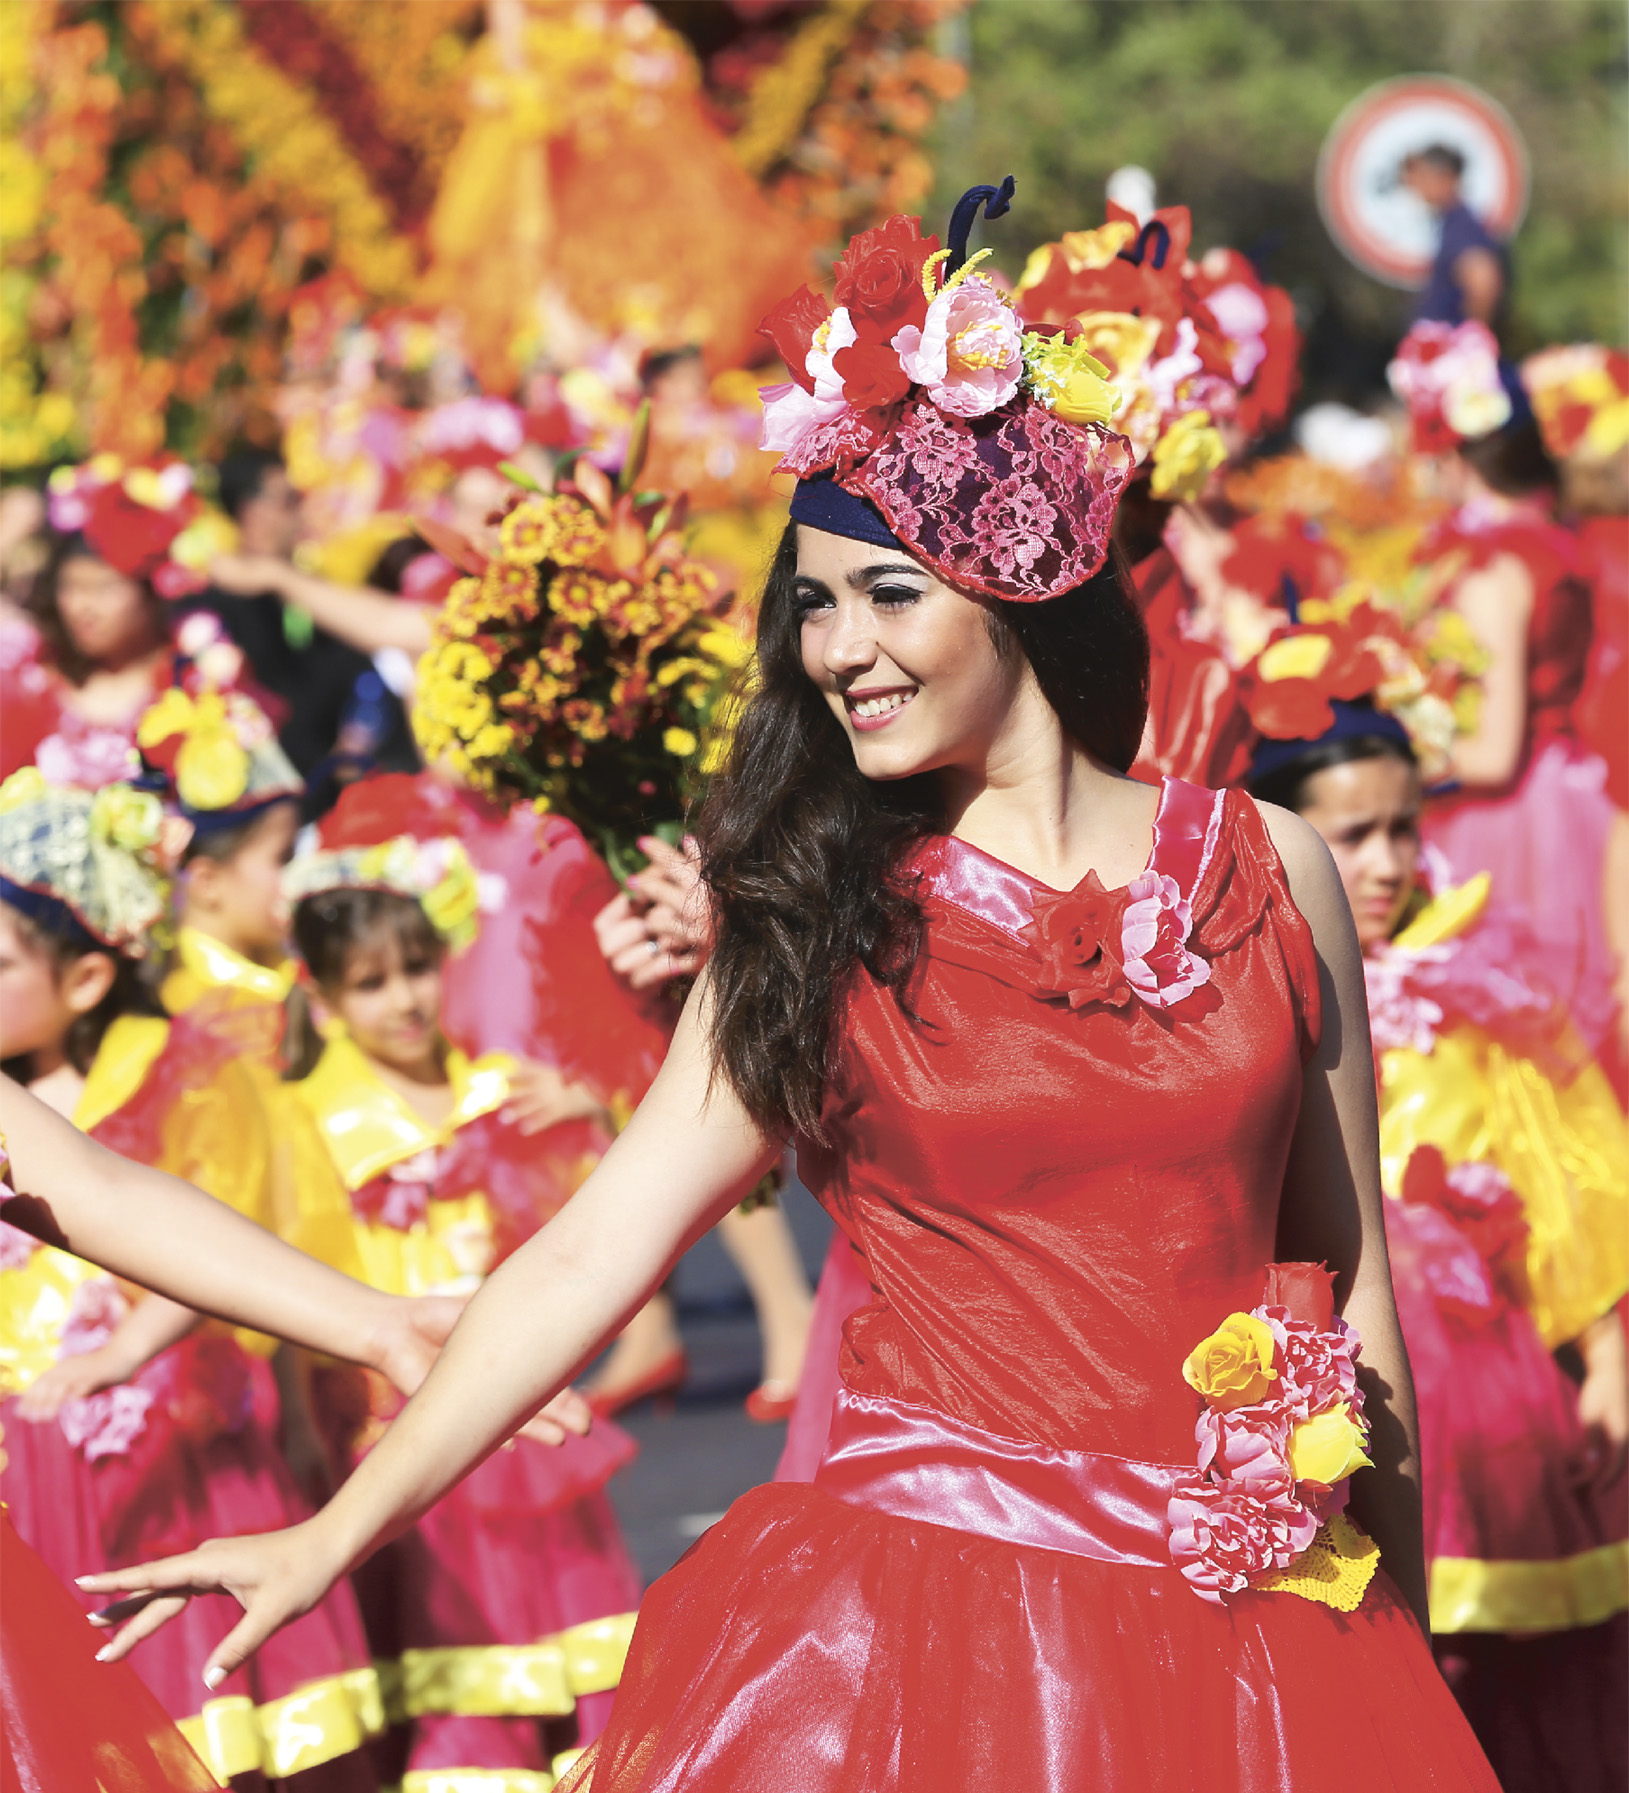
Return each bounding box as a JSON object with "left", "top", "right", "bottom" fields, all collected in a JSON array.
[
  {"left": 0, "top": 901, "right": 164, "bottom": 1080},
  {"left": 695, "top": 520, "right": 1149, "bottom": 1141}
]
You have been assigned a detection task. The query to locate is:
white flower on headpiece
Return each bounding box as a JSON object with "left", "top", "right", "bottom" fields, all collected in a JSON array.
[
  {"left": 759, "top": 309, "right": 857, "bottom": 457},
  {"left": 893, "top": 277, "right": 1024, "bottom": 419},
  {"left": 1202, "top": 283, "right": 1270, "bottom": 387}
]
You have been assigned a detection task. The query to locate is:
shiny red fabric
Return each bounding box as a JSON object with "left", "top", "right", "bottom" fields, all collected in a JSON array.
[
  {"left": 566, "top": 783, "right": 1498, "bottom": 1792},
  {"left": 0, "top": 1511, "right": 220, "bottom": 1792},
  {"left": 1576, "top": 513, "right": 1629, "bottom": 812}
]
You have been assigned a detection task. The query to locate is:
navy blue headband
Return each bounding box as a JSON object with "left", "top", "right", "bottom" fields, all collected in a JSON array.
[
  {"left": 1249, "top": 699, "right": 1415, "bottom": 787},
  {"left": 789, "top": 474, "right": 903, "bottom": 551},
  {"left": 183, "top": 793, "right": 299, "bottom": 838},
  {"left": 0, "top": 875, "right": 102, "bottom": 953}
]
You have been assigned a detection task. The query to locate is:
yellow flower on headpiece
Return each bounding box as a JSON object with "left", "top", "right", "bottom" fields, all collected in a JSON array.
[
  {"left": 171, "top": 511, "right": 239, "bottom": 573},
  {"left": 1257, "top": 634, "right": 1334, "bottom": 684},
  {"left": 1071, "top": 312, "right": 1162, "bottom": 381},
  {"left": 1023, "top": 333, "right": 1122, "bottom": 426},
  {"left": 1150, "top": 410, "right": 1228, "bottom": 502},
  {"left": 0, "top": 767, "right": 48, "bottom": 812},
  {"left": 136, "top": 687, "right": 198, "bottom": 751},
  {"left": 89, "top": 785, "right": 164, "bottom": 854},
  {"left": 173, "top": 693, "right": 252, "bottom": 811},
  {"left": 419, "top": 842, "right": 480, "bottom": 952}
]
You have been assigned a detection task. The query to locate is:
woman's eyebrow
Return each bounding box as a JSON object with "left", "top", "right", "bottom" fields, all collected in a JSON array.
[{"left": 847, "top": 562, "right": 924, "bottom": 588}]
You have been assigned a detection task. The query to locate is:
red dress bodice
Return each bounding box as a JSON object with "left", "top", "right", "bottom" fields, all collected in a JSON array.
[{"left": 799, "top": 779, "right": 1320, "bottom": 1469}]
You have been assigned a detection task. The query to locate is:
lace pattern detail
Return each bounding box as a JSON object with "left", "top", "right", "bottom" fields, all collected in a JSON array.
[{"left": 848, "top": 399, "right": 1135, "bottom": 602}]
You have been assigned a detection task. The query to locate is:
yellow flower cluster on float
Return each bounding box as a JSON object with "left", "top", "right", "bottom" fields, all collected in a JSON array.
[{"left": 414, "top": 484, "right": 748, "bottom": 864}]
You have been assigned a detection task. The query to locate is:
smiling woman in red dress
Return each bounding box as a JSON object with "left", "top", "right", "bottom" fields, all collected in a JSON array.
[{"left": 86, "top": 190, "right": 1499, "bottom": 1792}]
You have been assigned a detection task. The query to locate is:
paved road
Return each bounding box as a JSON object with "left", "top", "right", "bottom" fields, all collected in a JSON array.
[{"left": 604, "top": 1179, "right": 831, "bottom": 1586}]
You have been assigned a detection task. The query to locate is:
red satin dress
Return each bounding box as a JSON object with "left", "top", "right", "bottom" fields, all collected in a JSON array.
[{"left": 563, "top": 780, "right": 1498, "bottom": 1792}]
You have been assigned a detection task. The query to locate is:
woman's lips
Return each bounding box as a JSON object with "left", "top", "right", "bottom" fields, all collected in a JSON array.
[{"left": 846, "top": 689, "right": 918, "bottom": 733}]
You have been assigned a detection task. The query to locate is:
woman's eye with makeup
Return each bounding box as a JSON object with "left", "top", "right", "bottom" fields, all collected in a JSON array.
[
  {"left": 793, "top": 591, "right": 834, "bottom": 621},
  {"left": 870, "top": 585, "right": 921, "bottom": 608}
]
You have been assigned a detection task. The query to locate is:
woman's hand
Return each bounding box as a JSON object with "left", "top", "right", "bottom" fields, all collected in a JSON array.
[
  {"left": 593, "top": 837, "right": 711, "bottom": 991},
  {"left": 502, "top": 1061, "right": 608, "bottom": 1136},
  {"left": 1576, "top": 1311, "right": 1628, "bottom": 1488},
  {"left": 80, "top": 1519, "right": 343, "bottom": 1684},
  {"left": 17, "top": 1345, "right": 127, "bottom": 1420}
]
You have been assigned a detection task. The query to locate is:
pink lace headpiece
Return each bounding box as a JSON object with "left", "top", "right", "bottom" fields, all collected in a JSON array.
[{"left": 759, "top": 181, "right": 1136, "bottom": 603}]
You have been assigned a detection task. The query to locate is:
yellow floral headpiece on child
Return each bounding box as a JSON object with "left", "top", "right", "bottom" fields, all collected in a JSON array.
[
  {"left": 282, "top": 775, "right": 481, "bottom": 954},
  {"left": 137, "top": 682, "right": 301, "bottom": 826}
]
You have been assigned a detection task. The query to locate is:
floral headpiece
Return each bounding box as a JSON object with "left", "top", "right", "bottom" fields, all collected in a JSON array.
[
  {"left": 1386, "top": 321, "right": 1516, "bottom": 454},
  {"left": 759, "top": 180, "right": 1137, "bottom": 602},
  {"left": 1245, "top": 595, "right": 1486, "bottom": 785},
  {"left": 45, "top": 457, "right": 232, "bottom": 599},
  {"left": 283, "top": 774, "right": 482, "bottom": 954},
  {"left": 0, "top": 769, "right": 173, "bottom": 959},
  {"left": 1011, "top": 204, "right": 1297, "bottom": 498},
  {"left": 1520, "top": 343, "right": 1629, "bottom": 464},
  {"left": 136, "top": 677, "right": 301, "bottom": 834}
]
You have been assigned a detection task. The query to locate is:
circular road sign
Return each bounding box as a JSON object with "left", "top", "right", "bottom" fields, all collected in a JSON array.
[{"left": 1317, "top": 76, "right": 1529, "bottom": 290}]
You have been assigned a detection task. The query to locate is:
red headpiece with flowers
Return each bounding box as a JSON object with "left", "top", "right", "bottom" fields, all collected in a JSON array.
[
  {"left": 45, "top": 456, "right": 222, "bottom": 599},
  {"left": 1386, "top": 321, "right": 1514, "bottom": 455},
  {"left": 759, "top": 180, "right": 1137, "bottom": 603}
]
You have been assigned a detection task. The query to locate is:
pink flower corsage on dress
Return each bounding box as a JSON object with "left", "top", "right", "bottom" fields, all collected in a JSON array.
[
  {"left": 1167, "top": 1262, "right": 1382, "bottom": 1609},
  {"left": 1024, "top": 870, "right": 1211, "bottom": 1012}
]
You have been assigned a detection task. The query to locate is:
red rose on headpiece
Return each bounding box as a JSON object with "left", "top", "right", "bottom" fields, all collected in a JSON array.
[
  {"left": 833, "top": 214, "right": 938, "bottom": 338},
  {"left": 1025, "top": 873, "right": 1132, "bottom": 1009},
  {"left": 83, "top": 484, "right": 189, "bottom": 581},
  {"left": 833, "top": 321, "right": 913, "bottom": 411},
  {"left": 758, "top": 286, "right": 831, "bottom": 395}
]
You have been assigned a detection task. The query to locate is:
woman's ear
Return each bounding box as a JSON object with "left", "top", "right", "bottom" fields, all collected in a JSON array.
[{"left": 59, "top": 951, "right": 117, "bottom": 1018}]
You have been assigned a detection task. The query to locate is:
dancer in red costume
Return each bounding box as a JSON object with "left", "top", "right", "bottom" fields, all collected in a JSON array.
[
  {"left": 1248, "top": 663, "right": 1628, "bottom": 1793},
  {"left": 1390, "top": 322, "right": 1618, "bottom": 1057},
  {"left": 88, "top": 191, "right": 1498, "bottom": 1793}
]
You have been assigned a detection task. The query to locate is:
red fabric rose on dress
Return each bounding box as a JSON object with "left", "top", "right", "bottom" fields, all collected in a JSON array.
[
  {"left": 1260, "top": 1262, "right": 1337, "bottom": 1331},
  {"left": 1024, "top": 873, "right": 1132, "bottom": 1009},
  {"left": 1401, "top": 1144, "right": 1529, "bottom": 1302}
]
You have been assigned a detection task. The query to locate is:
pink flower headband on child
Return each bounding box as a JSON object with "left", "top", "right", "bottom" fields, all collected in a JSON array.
[{"left": 759, "top": 180, "right": 1136, "bottom": 603}]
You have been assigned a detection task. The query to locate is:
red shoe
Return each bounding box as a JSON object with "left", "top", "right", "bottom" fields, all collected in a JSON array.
[
  {"left": 586, "top": 1349, "right": 688, "bottom": 1419},
  {"left": 744, "top": 1380, "right": 798, "bottom": 1423}
]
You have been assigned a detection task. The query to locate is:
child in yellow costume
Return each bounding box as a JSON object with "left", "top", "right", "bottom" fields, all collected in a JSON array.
[{"left": 283, "top": 775, "right": 641, "bottom": 1790}]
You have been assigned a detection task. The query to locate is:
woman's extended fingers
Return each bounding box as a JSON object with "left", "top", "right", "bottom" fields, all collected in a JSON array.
[{"left": 90, "top": 1592, "right": 192, "bottom": 1663}]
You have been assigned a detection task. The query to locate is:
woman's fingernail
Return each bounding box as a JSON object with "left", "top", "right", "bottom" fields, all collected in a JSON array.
[
  {"left": 203, "top": 1666, "right": 226, "bottom": 1691},
  {"left": 94, "top": 1646, "right": 113, "bottom": 1662}
]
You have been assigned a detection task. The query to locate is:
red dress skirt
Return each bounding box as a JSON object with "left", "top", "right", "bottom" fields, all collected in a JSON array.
[{"left": 562, "top": 780, "right": 1497, "bottom": 1792}]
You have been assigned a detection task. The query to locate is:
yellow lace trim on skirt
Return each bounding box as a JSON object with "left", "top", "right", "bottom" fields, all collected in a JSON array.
[
  {"left": 178, "top": 1664, "right": 385, "bottom": 1781},
  {"left": 1252, "top": 1512, "right": 1381, "bottom": 1611},
  {"left": 1430, "top": 1539, "right": 1629, "bottom": 1634}
]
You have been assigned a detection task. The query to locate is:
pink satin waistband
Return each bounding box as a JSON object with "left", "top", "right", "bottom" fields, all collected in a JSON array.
[{"left": 812, "top": 1388, "right": 1185, "bottom": 1569}]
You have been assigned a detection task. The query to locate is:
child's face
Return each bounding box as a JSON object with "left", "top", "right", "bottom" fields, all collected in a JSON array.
[
  {"left": 185, "top": 803, "right": 299, "bottom": 960},
  {"left": 0, "top": 906, "right": 108, "bottom": 1060},
  {"left": 327, "top": 930, "right": 444, "bottom": 1076}
]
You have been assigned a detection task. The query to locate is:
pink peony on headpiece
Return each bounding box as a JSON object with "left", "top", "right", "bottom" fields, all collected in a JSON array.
[{"left": 760, "top": 181, "right": 1136, "bottom": 603}]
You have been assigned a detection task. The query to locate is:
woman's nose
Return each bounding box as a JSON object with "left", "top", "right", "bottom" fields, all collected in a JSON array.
[{"left": 823, "top": 599, "right": 878, "bottom": 674}]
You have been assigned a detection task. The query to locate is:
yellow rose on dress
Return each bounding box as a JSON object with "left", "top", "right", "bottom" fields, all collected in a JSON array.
[
  {"left": 1150, "top": 411, "right": 1228, "bottom": 502},
  {"left": 89, "top": 785, "right": 164, "bottom": 853},
  {"left": 1181, "top": 1312, "right": 1278, "bottom": 1410},
  {"left": 1288, "top": 1403, "right": 1373, "bottom": 1486},
  {"left": 136, "top": 686, "right": 198, "bottom": 751}
]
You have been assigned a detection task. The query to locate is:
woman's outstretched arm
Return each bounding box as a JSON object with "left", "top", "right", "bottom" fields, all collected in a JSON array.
[
  {"left": 0, "top": 1075, "right": 491, "bottom": 1412},
  {"left": 79, "top": 978, "right": 778, "bottom": 1680},
  {"left": 1260, "top": 806, "right": 1429, "bottom": 1634}
]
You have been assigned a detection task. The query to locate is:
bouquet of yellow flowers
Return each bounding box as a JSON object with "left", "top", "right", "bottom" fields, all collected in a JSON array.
[{"left": 414, "top": 454, "right": 751, "bottom": 871}]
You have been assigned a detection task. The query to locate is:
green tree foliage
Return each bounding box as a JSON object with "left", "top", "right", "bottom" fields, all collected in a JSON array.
[{"left": 932, "top": 0, "right": 1626, "bottom": 401}]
